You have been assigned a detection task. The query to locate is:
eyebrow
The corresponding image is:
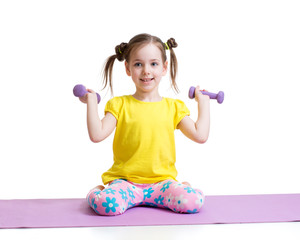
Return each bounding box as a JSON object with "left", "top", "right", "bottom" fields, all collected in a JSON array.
[{"left": 133, "top": 59, "right": 161, "bottom": 62}]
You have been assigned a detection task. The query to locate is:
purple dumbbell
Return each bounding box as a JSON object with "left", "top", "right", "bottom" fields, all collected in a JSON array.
[
  {"left": 189, "top": 86, "right": 224, "bottom": 104},
  {"left": 73, "top": 84, "right": 101, "bottom": 104}
]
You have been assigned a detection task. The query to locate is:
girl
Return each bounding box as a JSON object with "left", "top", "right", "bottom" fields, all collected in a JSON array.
[{"left": 80, "top": 33, "right": 210, "bottom": 216}]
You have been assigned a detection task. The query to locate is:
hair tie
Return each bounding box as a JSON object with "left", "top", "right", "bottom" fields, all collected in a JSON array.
[
  {"left": 118, "top": 47, "right": 122, "bottom": 54},
  {"left": 164, "top": 42, "right": 170, "bottom": 50}
]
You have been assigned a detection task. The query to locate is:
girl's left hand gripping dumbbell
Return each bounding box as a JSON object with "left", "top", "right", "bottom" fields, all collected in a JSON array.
[
  {"left": 73, "top": 84, "right": 101, "bottom": 104},
  {"left": 189, "top": 86, "right": 224, "bottom": 104}
]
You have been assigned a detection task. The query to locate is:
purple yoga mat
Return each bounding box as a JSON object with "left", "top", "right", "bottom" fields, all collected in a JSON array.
[{"left": 1, "top": 194, "right": 300, "bottom": 229}]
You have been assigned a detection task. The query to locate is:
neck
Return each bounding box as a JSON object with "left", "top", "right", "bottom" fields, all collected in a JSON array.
[{"left": 132, "top": 91, "right": 162, "bottom": 102}]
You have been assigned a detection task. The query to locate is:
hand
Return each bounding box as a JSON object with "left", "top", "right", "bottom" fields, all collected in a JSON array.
[
  {"left": 194, "top": 86, "right": 210, "bottom": 103},
  {"left": 79, "top": 89, "right": 98, "bottom": 104}
]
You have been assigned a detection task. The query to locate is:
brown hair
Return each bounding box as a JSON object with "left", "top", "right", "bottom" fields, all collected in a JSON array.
[{"left": 102, "top": 33, "right": 179, "bottom": 95}]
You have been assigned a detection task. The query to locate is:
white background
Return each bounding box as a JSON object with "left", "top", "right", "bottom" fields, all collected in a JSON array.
[{"left": 1, "top": 0, "right": 299, "bottom": 239}]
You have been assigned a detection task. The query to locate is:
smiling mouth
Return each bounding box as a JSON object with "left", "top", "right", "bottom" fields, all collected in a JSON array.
[{"left": 140, "top": 78, "right": 154, "bottom": 82}]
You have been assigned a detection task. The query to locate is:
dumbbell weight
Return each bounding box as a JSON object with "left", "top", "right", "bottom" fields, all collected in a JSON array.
[
  {"left": 73, "top": 84, "right": 101, "bottom": 104},
  {"left": 188, "top": 86, "right": 224, "bottom": 104}
]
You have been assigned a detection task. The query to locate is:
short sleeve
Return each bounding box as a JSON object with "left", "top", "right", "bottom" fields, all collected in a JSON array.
[
  {"left": 174, "top": 99, "right": 190, "bottom": 129},
  {"left": 104, "top": 97, "right": 123, "bottom": 120}
]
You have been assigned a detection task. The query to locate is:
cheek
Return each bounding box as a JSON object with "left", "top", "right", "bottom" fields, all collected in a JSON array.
[
  {"left": 131, "top": 70, "right": 140, "bottom": 78},
  {"left": 156, "top": 68, "right": 166, "bottom": 76}
]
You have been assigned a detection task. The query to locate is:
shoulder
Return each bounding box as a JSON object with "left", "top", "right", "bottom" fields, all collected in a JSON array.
[
  {"left": 164, "top": 97, "right": 188, "bottom": 109},
  {"left": 163, "top": 98, "right": 190, "bottom": 129},
  {"left": 107, "top": 95, "right": 126, "bottom": 103},
  {"left": 105, "top": 96, "right": 130, "bottom": 118},
  {"left": 106, "top": 95, "right": 131, "bottom": 106}
]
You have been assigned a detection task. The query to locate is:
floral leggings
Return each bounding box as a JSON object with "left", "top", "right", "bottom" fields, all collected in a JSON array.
[{"left": 86, "top": 179, "right": 205, "bottom": 216}]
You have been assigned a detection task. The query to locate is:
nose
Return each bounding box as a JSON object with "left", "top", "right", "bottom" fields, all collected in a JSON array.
[{"left": 143, "top": 64, "right": 150, "bottom": 75}]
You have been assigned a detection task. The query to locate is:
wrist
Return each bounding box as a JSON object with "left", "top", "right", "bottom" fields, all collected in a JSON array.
[
  {"left": 87, "top": 93, "right": 98, "bottom": 104},
  {"left": 197, "top": 98, "right": 210, "bottom": 108}
]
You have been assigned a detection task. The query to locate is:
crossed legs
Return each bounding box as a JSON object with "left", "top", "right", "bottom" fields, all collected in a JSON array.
[{"left": 87, "top": 179, "right": 204, "bottom": 216}]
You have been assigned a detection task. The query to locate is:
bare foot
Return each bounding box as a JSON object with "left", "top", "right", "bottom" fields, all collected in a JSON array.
[
  {"left": 95, "top": 185, "right": 105, "bottom": 191},
  {"left": 182, "top": 181, "right": 191, "bottom": 187}
]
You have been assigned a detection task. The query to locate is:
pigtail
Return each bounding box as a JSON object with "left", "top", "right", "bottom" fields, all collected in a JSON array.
[
  {"left": 166, "top": 38, "right": 179, "bottom": 93},
  {"left": 102, "top": 42, "right": 128, "bottom": 95}
]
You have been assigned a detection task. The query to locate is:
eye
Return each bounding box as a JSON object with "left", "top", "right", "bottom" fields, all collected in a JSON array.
[
  {"left": 151, "top": 62, "right": 158, "bottom": 66},
  {"left": 134, "top": 62, "right": 142, "bottom": 67}
]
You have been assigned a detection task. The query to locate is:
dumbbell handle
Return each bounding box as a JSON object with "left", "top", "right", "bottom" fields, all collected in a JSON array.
[
  {"left": 189, "top": 86, "right": 224, "bottom": 104},
  {"left": 73, "top": 84, "right": 101, "bottom": 104}
]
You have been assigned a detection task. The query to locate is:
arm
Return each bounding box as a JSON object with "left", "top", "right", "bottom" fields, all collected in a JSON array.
[
  {"left": 178, "top": 86, "right": 210, "bottom": 144},
  {"left": 80, "top": 90, "right": 117, "bottom": 143}
]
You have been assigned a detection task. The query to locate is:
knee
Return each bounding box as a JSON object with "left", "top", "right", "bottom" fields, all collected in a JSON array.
[
  {"left": 86, "top": 188, "right": 126, "bottom": 216},
  {"left": 186, "top": 190, "right": 205, "bottom": 213},
  {"left": 168, "top": 186, "right": 205, "bottom": 214}
]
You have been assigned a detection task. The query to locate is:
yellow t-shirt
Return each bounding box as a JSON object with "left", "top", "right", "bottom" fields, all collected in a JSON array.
[{"left": 101, "top": 95, "right": 190, "bottom": 184}]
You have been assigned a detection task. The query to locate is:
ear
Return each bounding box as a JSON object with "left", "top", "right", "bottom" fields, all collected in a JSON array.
[
  {"left": 162, "top": 61, "right": 168, "bottom": 76},
  {"left": 125, "top": 61, "right": 131, "bottom": 76}
]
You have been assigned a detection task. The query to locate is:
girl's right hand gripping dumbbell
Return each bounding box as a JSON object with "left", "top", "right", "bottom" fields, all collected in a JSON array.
[
  {"left": 79, "top": 89, "right": 98, "bottom": 104},
  {"left": 73, "top": 84, "right": 101, "bottom": 104}
]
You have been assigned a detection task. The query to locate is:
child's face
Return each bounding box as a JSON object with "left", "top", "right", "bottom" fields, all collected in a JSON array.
[{"left": 125, "top": 43, "right": 168, "bottom": 94}]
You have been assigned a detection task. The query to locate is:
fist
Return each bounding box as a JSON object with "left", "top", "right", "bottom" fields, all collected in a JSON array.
[
  {"left": 194, "top": 86, "right": 210, "bottom": 103},
  {"left": 79, "top": 89, "right": 98, "bottom": 104}
]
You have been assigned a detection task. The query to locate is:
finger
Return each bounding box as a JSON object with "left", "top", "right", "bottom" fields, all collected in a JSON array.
[
  {"left": 79, "top": 97, "right": 87, "bottom": 104},
  {"left": 195, "top": 86, "right": 203, "bottom": 95}
]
